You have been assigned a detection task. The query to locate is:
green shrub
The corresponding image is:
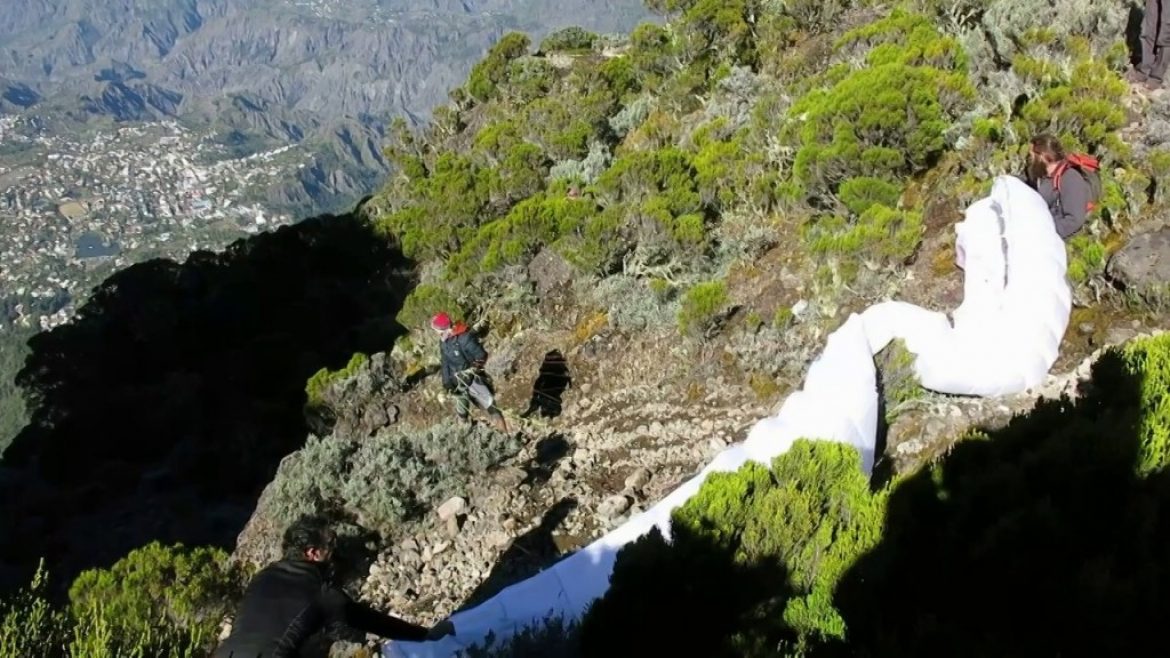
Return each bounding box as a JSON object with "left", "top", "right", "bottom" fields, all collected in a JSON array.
[
  {"left": 540, "top": 26, "right": 598, "bottom": 53},
  {"left": 875, "top": 339, "right": 924, "bottom": 423},
  {"left": 376, "top": 153, "right": 493, "bottom": 261},
  {"left": 836, "top": 9, "right": 969, "bottom": 71},
  {"left": 1065, "top": 233, "right": 1107, "bottom": 285},
  {"left": 68, "top": 543, "right": 237, "bottom": 656},
  {"left": 491, "top": 142, "right": 550, "bottom": 204},
  {"left": 503, "top": 57, "right": 560, "bottom": 104},
  {"left": 305, "top": 352, "right": 369, "bottom": 408},
  {"left": 837, "top": 177, "right": 903, "bottom": 216},
  {"left": 785, "top": 62, "right": 973, "bottom": 204},
  {"left": 1010, "top": 35, "right": 1129, "bottom": 156},
  {"left": 670, "top": 0, "right": 759, "bottom": 71},
  {"left": 804, "top": 205, "right": 924, "bottom": 274},
  {"left": 595, "top": 146, "right": 709, "bottom": 257},
  {"left": 552, "top": 205, "right": 626, "bottom": 276},
  {"left": 263, "top": 422, "right": 523, "bottom": 538},
  {"left": 1, "top": 562, "right": 66, "bottom": 657},
  {"left": 580, "top": 440, "right": 887, "bottom": 656},
  {"left": 1, "top": 551, "right": 230, "bottom": 658},
  {"left": 627, "top": 23, "right": 678, "bottom": 89},
  {"left": 1118, "top": 335, "right": 1170, "bottom": 474},
  {"left": 447, "top": 194, "right": 596, "bottom": 281},
  {"left": 783, "top": 13, "right": 973, "bottom": 208},
  {"left": 467, "top": 33, "right": 532, "bottom": 102},
  {"left": 677, "top": 279, "right": 729, "bottom": 337},
  {"left": 457, "top": 616, "right": 581, "bottom": 658},
  {"left": 397, "top": 284, "right": 465, "bottom": 332}
]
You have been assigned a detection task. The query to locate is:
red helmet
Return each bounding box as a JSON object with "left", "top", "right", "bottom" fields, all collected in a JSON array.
[{"left": 431, "top": 312, "right": 452, "bottom": 330}]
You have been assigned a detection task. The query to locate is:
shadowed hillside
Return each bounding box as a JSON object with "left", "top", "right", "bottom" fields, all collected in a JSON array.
[
  {"left": 0, "top": 205, "right": 414, "bottom": 596},
  {"left": 573, "top": 335, "right": 1170, "bottom": 658}
]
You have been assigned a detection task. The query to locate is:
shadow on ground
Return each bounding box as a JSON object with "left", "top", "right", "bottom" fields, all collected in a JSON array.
[
  {"left": 820, "top": 346, "right": 1170, "bottom": 658},
  {"left": 0, "top": 205, "right": 413, "bottom": 596},
  {"left": 456, "top": 496, "right": 579, "bottom": 613},
  {"left": 521, "top": 350, "right": 571, "bottom": 420},
  {"left": 568, "top": 339, "right": 1170, "bottom": 658}
]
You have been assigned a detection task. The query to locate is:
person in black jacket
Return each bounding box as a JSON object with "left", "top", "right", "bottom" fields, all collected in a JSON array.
[
  {"left": 431, "top": 312, "right": 507, "bottom": 432},
  {"left": 214, "top": 516, "right": 453, "bottom": 658}
]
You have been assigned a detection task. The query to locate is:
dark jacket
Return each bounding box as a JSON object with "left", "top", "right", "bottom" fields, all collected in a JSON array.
[
  {"left": 439, "top": 324, "right": 487, "bottom": 391},
  {"left": 1035, "top": 166, "right": 1091, "bottom": 240},
  {"left": 213, "top": 559, "right": 428, "bottom": 658}
]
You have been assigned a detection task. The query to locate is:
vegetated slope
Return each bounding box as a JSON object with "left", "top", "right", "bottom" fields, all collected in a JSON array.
[
  {"left": 347, "top": 0, "right": 1170, "bottom": 652},
  {"left": 0, "top": 0, "right": 653, "bottom": 212},
  {"left": 371, "top": 0, "right": 1165, "bottom": 402},
  {"left": 5, "top": 0, "right": 1170, "bottom": 655}
]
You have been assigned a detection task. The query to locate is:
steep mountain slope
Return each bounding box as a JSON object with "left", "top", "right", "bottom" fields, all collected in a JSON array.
[{"left": 5, "top": 0, "right": 1170, "bottom": 656}]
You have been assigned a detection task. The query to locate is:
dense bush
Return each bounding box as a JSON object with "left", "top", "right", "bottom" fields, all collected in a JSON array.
[
  {"left": 784, "top": 59, "right": 972, "bottom": 203},
  {"left": 263, "top": 421, "right": 523, "bottom": 537},
  {"left": 579, "top": 440, "right": 886, "bottom": 657},
  {"left": 377, "top": 153, "right": 493, "bottom": 261},
  {"left": 447, "top": 194, "right": 598, "bottom": 283},
  {"left": 305, "top": 352, "right": 369, "bottom": 409},
  {"left": 677, "top": 279, "right": 729, "bottom": 337},
  {"left": 68, "top": 543, "right": 238, "bottom": 652},
  {"left": 540, "top": 27, "right": 598, "bottom": 53},
  {"left": 1, "top": 544, "right": 237, "bottom": 658},
  {"left": 467, "top": 33, "right": 532, "bottom": 102},
  {"left": 397, "top": 283, "right": 466, "bottom": 334}
]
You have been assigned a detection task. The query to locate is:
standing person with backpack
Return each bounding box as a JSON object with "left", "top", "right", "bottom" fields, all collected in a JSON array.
[
  {"left": 431, "top": 312, "right": 508, "bottom": 432},
  {"left": 1026, "top": 134, "right": 1103, "bottom": 240}
]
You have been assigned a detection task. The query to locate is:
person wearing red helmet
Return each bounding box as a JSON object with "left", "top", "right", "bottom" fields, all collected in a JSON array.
[{"left": 431, "top": 312, "right": 507, "bottom": 432}]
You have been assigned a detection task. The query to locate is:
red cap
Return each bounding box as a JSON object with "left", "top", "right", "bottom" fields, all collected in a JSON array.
[{"left": 431, "top": 312, "right": 451, "bottom": 330}]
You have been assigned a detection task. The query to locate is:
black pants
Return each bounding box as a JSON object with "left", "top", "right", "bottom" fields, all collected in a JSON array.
[{"left": 1140, "top": 0, "right": 1170, "bottom": 81}]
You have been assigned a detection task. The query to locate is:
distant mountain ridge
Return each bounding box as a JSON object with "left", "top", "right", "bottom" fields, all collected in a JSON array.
[{"left": 0, "top": 0, "right": 651, "bottom": 213}]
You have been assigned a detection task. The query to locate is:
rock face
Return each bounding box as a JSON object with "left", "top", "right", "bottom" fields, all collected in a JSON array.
[
  {"left": 527, "top": 247, "right": 576, "bottom": 298},
  {"left": 307, "top": 352, "right": 405, "bottom": 438},
  {"left": 1108, "top": 229, "right": 1170, "bottom": 304}
]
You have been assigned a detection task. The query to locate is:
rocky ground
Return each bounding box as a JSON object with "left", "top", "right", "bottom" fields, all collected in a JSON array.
[{"left": 229, "top": 220, "right": 1170, "bottom": 654}]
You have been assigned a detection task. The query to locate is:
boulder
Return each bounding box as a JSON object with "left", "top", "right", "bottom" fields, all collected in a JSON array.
[
  {"left": 437, "top": 496, "right": 467, "bottom": 522},
  {"left": 1107, "top": 229, "right": 1170, "bottom": 304},
  {"left": 310, "top": 352, "right": 405, "bottom": 438},
  {"left": 527, "top": 247, "right": 575, "bottom": 298}
]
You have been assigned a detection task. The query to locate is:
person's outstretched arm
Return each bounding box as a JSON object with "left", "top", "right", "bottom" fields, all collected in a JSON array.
[{"left": 320, "top": 587, "right": 430, "bottom": 642}]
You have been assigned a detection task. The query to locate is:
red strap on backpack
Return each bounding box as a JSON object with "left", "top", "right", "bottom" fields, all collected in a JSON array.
[
  {"left": 1053, "top": 154, "right": 1098, "bottom": 189},
  {"left": 1053, "top": 153, "right": 1100, "bottom": 212}
]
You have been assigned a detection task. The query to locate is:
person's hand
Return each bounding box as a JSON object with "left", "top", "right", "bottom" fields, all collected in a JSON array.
[{"left": 426, "top": 619, "right": 455, "bottom": 640}]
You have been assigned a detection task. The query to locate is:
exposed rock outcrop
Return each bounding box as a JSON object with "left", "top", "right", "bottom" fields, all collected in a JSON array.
[
  {"left": 1108, "top": 228, "right": 1170, "bottom": 305},
  {"left": 306, "top": 352, "right": 406, "bottom": 438}
]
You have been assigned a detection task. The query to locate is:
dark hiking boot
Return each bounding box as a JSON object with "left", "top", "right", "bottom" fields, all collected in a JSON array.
[{"left": 1127, "top": 67, "right": 1149, "bottom": 84}]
